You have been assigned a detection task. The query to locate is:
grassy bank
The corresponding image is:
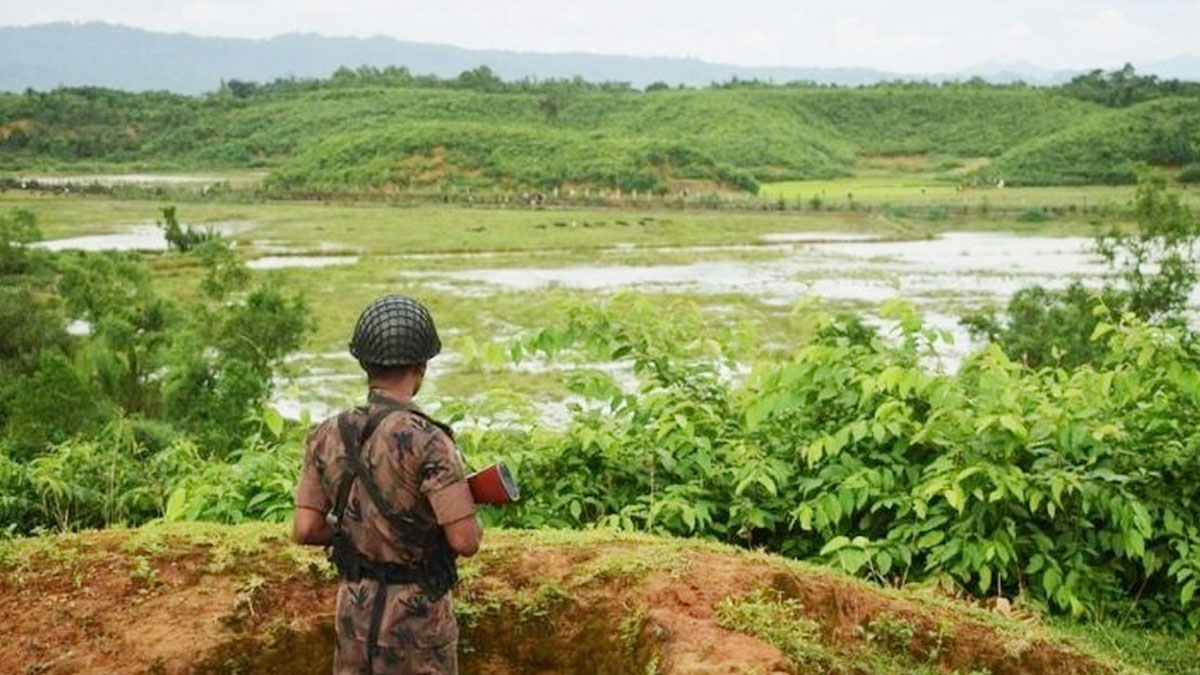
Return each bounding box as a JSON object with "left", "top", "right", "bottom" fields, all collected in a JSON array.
[{"left": 1, "top": 523, "right": 1194, "bottom": 674}]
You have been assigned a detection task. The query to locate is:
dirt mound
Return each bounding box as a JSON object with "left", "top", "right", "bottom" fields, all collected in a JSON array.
[{"left": 0, "top": 524, "right": 1118, "bottom": 675}]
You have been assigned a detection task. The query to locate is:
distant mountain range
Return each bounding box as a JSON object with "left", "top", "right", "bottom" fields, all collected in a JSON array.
[{"left": 1, "top": 22, "right": 1197, "bottom": 94}]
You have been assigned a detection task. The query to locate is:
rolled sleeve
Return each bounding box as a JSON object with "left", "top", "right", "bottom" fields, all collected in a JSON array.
[
  {"left": 420, "top": 431, "right": 476, "bottom": 524},
  {"left": 294, "top": 427, "right": 332, "bottom": 513}
]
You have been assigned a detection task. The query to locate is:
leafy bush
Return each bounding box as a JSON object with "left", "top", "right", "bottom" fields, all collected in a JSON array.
[
  {"left": 1060, "top": 64, "right": 1200, "bottom": 108},
  {"left": 460, "top": 299, "right": 1200, "bottom": 628},
  {"left": 0, "top": 206, "right": 308, "bottom": 467},
  {"left": 965, "top": 175, "right": 1199, "bottom": 368},
  {"left": 1179, "top": 163, "right": 1200, "bottom": 184},
  {"left": 0, "top": 408, "right": 304, "bottom": 531}
]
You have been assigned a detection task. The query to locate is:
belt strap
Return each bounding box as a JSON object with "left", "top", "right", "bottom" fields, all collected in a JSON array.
[{"left": 367, "top": 582, "right": 388, "bottom": 671}]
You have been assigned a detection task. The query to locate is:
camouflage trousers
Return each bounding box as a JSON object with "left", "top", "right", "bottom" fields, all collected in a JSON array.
[{"left": 333, "top": 579, "right": 459, "bottom": 675}]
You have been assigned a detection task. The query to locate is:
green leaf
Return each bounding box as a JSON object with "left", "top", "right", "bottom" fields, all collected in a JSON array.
[
  {"left": 1182, "top": 580, "right": 1197, "bottom": 607},
  {"left": 998, "top": 414, "right": 1027, "bottom": 439},
  {"left": 164, "top": 486, "right": 187, "bottom": 522},
  {"left": 978, "top": 566, "right": 993, "bottom": 594},
  {"left": 796, "top": 504, "right": 813, "bottom": 530},
  {"left": 1124, "top": 530, "right": 1146, "bottom": 560},
  {"left": 1043, "top": 568, "right": 1062, "bottom": 595},
  {"left": 838, "top": 548, "right": 869, "bottom": 574},
  {"left": 917, "top": 530, "right": 945, "bottom": 548},
  {"left": 875, "top": 550, "right": 894, "bottom": 575},
  {"left": 262, "top": 406, "right": 284, "bottom": 438},
  {"left": 681, "top": 507, "right": 696, "bottom": 531},
  {"left": 1089, "top": 322, "right": 1114, "bottom": 341},
  {"left": 820, "top": 536, "right": 851, "bottom": 556}
]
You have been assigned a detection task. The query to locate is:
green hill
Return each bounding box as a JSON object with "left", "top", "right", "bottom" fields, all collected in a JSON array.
[
  {"left": 754, "top": 87, "right": 1100, "bottom": 157},
  {"left": 991, "top": 97, "right": 1200, "bottom": 184},
  {"left": 1, "top": 80, "right": 1196, "bottom": 192},
  {"left": 264, "top": 89, "right": 855, "bottom": 192}
]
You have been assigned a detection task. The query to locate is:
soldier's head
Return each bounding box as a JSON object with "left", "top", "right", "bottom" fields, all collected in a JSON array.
[{"left": 349, "top": 295, "right": 441, "bottom": 395}]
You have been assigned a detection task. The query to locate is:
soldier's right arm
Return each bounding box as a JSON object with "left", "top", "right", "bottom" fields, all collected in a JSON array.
[{"left": 293, "top": 424, "right": 335, "bottom": 545}]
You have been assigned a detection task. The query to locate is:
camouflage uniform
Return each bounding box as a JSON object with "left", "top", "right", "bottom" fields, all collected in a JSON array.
[{"left": 295, "top": 391, "right": 474, "bottom": 675}]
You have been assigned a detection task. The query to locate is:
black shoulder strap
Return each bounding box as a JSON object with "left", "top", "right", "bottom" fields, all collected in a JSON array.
[{"left": 329, "top": 403, "right": 408, "bottom": 526}]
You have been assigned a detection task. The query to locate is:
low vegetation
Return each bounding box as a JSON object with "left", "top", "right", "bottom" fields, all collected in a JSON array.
[
  {"left": 4, "top": 65, "right": 1199, "bottom": 193},
  {"left": 990, "top": 98, "right": 1200, "bottom": 185},
  {"left": 0, "top": 206, "right": 308, "bottom": 532},
  {"left": 1, "top": 524, "right": 1193, "bottom": 673}
]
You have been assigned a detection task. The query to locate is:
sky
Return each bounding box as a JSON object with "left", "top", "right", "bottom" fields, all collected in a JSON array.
[{"left": 1, "top": 0, "right": 1198, "bottom": 73}]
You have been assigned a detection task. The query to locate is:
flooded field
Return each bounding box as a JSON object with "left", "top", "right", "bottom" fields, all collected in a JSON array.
[
  {"left": 36, "top": 220, "right": 1192, "bottom": 425},
  {"left": 16, "top": 170, "right": 269, "bottom": 189},
  {"left": 34, "top": 221, "right": 258, "bottom": 252},
  {"left": 410, "top": 232, "right": 1105, "bottom": 306}
]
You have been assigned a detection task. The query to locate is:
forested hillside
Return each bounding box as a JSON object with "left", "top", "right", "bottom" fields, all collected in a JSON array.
[
  {"left": 2, "top": 69, "right": 1198, "bottom": 193},
  {"left": 991, "top": 97, "right": 1200, "bottom": 184}
]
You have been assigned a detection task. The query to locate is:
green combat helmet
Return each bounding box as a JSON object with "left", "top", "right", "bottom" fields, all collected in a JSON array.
[{"left": 349, "top": 295, "right": 441, "bottom": 366}]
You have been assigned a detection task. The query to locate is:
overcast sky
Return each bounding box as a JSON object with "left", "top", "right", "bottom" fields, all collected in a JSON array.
[{"left": 2, "top": 0, "right": 1197, "bottom": 72}]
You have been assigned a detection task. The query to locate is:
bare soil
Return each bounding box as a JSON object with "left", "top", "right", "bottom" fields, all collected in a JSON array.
[{"left": 0, "top": 525, "right": 1115, "bottom": 674}]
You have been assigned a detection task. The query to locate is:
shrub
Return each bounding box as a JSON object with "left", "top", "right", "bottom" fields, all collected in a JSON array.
[
  {"left": 157, "top": 205, "right": 220, "bottom": 252},
  {"left": 461, "top": 298, "right": 1200, "bottom": 629},
  {"left": 966, "top": 175, "right": 1199, "bottom": 367}
]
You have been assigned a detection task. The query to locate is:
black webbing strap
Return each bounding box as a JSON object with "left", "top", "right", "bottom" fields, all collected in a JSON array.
[
  {"left": 367, "top": 581, "right": 388, "bottom": 672},
  {"left": 330, "top": 404, "right": 406, "bottom": 527},
  {"left": 329, "top": 402, "right": 410, "bottom": 675}
]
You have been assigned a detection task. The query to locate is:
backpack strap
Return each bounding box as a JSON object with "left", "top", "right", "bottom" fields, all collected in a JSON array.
[
  {"left": 327, "top": 404, "right": 403, "bottom": 529},
  {"left": 326, "top": 401, "right": 415, "bottom": 675},
  {"left": 325, "top": 398, "right": 459, "bottom": 585}
]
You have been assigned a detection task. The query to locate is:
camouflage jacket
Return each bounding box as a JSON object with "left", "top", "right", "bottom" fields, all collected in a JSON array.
[{"left": 295, "top": 390, "right": 474, "bottom": 674}]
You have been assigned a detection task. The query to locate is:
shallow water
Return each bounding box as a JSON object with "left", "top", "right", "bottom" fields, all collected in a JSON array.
[
  {"left": 37, "top": 222, "right": 258, "bottom": 252},
  {"left": 759, "top": 231, "right": 882, "bottom": 244},
  {"left": 246, "top": 256, "right": 360, "bottom": 270},
  {"left": 814, "top": 232, "right": 1103, "bottom": 276},
  {"left": 19, "top": 173, "right": 234, "bottom": 186},
  {"left": 411, "top": 232, "right": 1104, "bottom": 307},
  {"left": 36, "top": 225, "right": 169, "bottom": 252}
]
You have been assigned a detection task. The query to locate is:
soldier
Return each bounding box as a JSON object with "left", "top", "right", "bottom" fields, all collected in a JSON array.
[{"left": 292, "top": 295, "right": 482, "bottom": 675}]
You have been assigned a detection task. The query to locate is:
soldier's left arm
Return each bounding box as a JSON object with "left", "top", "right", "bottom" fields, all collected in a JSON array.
[{"left": 421, "top": 430, "right": 482, "bottom": 557}]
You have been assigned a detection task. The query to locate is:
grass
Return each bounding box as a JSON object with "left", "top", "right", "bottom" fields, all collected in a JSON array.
[
  {"left": 761, "top": 175, "right": 1156, "bottom": 208},
  {"left": 4, "top": 523, "right": 1193, "bottom": 673},
  {"left": 1052, "top": 620, "right": 1200, "bottom": 675},
  {"left": 2, "top": 193, "right": 897, "bottom": 245},
  {"left": 761, "top": 173, "right": 1200, "bottom": 212},
  {"left": 0, "top": 184, "right": 1134, "bottom": 243}
]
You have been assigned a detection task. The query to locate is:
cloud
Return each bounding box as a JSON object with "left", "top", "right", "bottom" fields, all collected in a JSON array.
[
  {"left": 1072, "top": 7, "right": 1147, "bottom": 42},
  {"left": 821, "top": 14, "right": 940, "bottom": 69},
  {"left": 1056, "top": 6, "right": 1159, "bottom": 68},
  {"left": 0, "top": 0, "right": 1195, "bottom": 73},
  {"left": 1003, "top": 22, "right": 1032, "bottom": 42}
]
